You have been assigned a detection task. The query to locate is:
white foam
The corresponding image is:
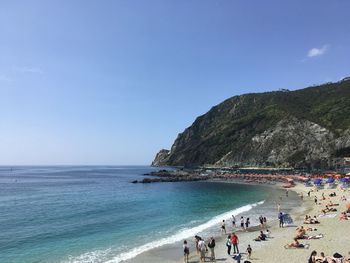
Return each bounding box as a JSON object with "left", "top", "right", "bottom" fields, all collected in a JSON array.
[{"left": 104, "top": 200, "right": 265, "bottom": 263}]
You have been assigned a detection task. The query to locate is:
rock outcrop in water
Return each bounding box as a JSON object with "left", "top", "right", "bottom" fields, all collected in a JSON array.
[{"left": 153, "top": 78, "right": 350, "bottom": 169}]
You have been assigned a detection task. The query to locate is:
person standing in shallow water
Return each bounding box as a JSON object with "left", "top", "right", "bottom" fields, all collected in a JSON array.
[
  {"left": 263, "top": 216, "right": 267, "bottom": 228},
  {"left": 232, "top": 215, "right": 236, "bottom": 228},
  {"left": 183, "top": 240, "right": 189, "bottom": 263},
  {"left": 259, "top": 215, "right": 264, "bottom": 229},
  {"left": 245, "top": 217, "right": 250, "bottom": 230},
  {"left": 240, "top": 216, "right": 244, "bottom": 230},
  {"left": 221, "top": 220, "right": 226, "bottom": 234}
]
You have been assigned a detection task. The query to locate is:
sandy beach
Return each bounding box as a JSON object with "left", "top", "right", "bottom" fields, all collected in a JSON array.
[{"left": 127, "top": 181, "right": 350, "bottom": 263}]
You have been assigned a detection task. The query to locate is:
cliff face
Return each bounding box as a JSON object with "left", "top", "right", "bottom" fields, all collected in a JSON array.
[
  {"left": 153, "top": 79, "right": 350, "bottom": 169},
  {"left": 151, "top": 149, "right": 170, "bottom": 166}
]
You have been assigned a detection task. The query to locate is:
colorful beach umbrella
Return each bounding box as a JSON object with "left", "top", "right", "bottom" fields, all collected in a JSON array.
[
  {"left": 313, "top": 178, "right": 322, "bottom": 184},
  {"left": 304, "top": 178, "right": 311, "bottom": 182},
  {"left": 340, "top": 178, "right": 349, "bottom": 183},
  {"left": 346, "top": 203, "right": 350, "bottom": 209},
  {"left": 326, "top": 178, "right": 335, "bottom": 183}
]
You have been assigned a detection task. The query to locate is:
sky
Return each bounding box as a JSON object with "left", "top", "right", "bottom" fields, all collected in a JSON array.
[{"left": 0, "top": 0, "right": 349, "bottom": 165}]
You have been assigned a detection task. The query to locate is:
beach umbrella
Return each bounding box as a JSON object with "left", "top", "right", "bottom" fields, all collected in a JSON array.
[
  {"left": 340, "top": 178, "right": 349, "bottom": 183},
  {"left": 326, "top": 178, "right": 335, "bottom": 184},
  {"left": 335, "top": 174, "right": 342, "bottom": 179},
  {"left": 346, "top": 203, "right": 350, "bottom": 209},
  {"left": 313, "top": 178, "right": 322, "bottom": 184},
  {"left": 304, "top": 178, "right": 311, "bottom": 182}
]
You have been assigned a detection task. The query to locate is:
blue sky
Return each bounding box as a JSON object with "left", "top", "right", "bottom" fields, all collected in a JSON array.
[{"left": 0, "top": 0, "right": 349, "bottom": 165}]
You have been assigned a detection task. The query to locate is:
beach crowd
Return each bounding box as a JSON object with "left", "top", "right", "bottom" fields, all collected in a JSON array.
[{"left": 182, "top": 182, "right": 350, "bottom": 263}]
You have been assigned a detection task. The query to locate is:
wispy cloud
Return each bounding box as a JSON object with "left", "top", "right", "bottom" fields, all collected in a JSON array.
[
  {"left": 307, "top": 45, "right": 329, "bottom": 58},
  {"left": 13, "top": 66, "right": 44, "bottom": 75}
]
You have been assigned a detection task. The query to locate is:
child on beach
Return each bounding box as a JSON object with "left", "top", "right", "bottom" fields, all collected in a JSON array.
[
  {"left": 221, "top": 220, "right": 226, "bottom": 234},
  {"left": 278, "top": 212, "right": 284, "bottom": 228},
  {"left": 183, "top": 240, "right": 189, "bottom": 263},
  {"left": 246, "top": 244, "right": 252, "bottom": 259}
]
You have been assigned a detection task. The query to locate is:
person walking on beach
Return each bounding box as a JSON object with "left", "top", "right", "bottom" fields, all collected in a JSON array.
[
  {"left": 314, "top": 196, "right": 318, "bottom": 205},
  {"left": 246, "top": 244, "right": 252, "bottom": 259},
  {"left": 226, "top": 234, "right": 232, "bottom": 255},
  {"left": 278, "top": 212, "right": 284, "bottom": 228},
  {"left": 240, "top": 216, "right": 244, "bottom": 230},
  {"left": 263, "top": 216, "right": 267, "bottom": 227},
  {"left": 208, "top": 237, "right": 216, "bottom": 261},
  {"left": 245, "top": 217, "right": 250, "bottom": 230},
  {"left": 183, "top": 240, "right": 189, "bottom": 263},
  {"left": 286, "top": 189, "right": 289, "bottom": 197},
  {"left": 221, "top": 220, "right": 226, "bottom": 234},
  {"left": 232, "top": 215, "right": 236, "bottom": 228},
  {"left": 198, "top": 238, "right": 207, "bottom": 262},
  {"left": 231, "top": 232, "right": 239, "bottom": 254}
]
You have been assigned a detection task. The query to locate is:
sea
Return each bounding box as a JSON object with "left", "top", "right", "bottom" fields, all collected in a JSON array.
[{"left": 0, "top": 166, "right": 299, "bottom": 263}]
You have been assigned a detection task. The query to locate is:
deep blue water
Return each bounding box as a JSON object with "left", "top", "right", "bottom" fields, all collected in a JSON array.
[{"left": 0, "top": 166, "right": 275, "bottom": 263}]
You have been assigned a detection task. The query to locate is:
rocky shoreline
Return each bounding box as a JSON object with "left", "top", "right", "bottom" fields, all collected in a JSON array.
[
  {"left": 131, "top": 169, "right": 209, "bottom": 183},
  {"left": 132, "top": 168, "right": 307, "bottom": 184}
]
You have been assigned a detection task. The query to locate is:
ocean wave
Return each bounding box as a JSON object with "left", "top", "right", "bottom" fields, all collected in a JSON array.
[{"left": 103, "top": 200, "right": 265, "bottom": 263}]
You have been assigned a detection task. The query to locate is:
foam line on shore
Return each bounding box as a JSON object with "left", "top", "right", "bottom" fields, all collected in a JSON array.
[{"left": 103, "top": 200, "right": 265, "bottom": 263}]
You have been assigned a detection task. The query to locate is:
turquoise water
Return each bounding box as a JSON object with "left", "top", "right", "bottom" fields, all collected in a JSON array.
[{"left": 0, "top": 166, "right": 275, "bottom": 263}]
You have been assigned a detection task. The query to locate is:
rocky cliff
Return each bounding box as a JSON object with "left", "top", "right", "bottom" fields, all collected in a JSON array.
[{"left": 152, "top": 79, "right": 350, "bottom": 169}]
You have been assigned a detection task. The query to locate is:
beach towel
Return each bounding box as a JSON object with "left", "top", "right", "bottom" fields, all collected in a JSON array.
[
  {"left": 304, "top": 234, "right": 324, "bottom": 240},
  {"left": 318, "top": 213, "right": 337, "bottom": 218},
  {"left": 284, "top": 244, "right": 310, "bottom": 249}
]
